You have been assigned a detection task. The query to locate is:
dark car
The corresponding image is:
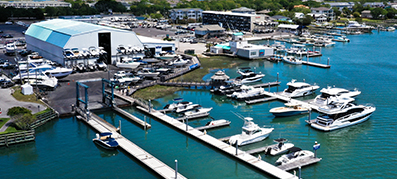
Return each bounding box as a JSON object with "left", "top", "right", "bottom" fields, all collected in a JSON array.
[
  {"left": 1, "top": 34, "right": 13, "bottom": 38},
  {"left": 0, "top": 30, "right": 3, "bottom": 33},
  {"left": 1, "top": 80, "right": 15, "bottom": 88},
  {"left": 18, "top": 49, "right": 33, "bottom": 56}
]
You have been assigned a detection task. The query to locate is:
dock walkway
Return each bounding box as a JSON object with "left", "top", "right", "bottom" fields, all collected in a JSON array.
[
  {"left": 277, "top": 157, "right": 322, "bottom": 171},
  {"left": 76, "top": 109, "right": 186, "bottom": 179},
  {"left": 301, "top": 61, "right": 330, "bottom": 68},
  {"left": 113, "top": 106, "right": 151, "bottom": 129},
  {"left": 136, "top": 106, "right": 297, "bottom": 179}
]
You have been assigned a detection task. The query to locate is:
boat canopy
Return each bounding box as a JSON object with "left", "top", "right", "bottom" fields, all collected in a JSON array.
[
  {"left": 274, "top": 138, "right": 287, "bottom": 143},
  {"left": 99, "top": 132, "right": 113, "bottom": 136},
  {"left": 287, "top": 147, "right": 302, "bottom": 153}
]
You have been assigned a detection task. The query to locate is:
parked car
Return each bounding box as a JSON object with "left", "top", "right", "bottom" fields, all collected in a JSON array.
[
  {"left": 1, "top": 34, "right": 13, "bottom": 38},
  {"left": 1, "top": 80, "right": 15, "bottom": 88},
  {"left": 5, "top": 21, "right": 13, "bottom": 25},
  {"left": 0, "top": 30, "right": 3, "bottom": 33}
]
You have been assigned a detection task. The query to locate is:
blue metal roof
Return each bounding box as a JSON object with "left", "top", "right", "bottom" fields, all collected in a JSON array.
[{"left": 25, "top": 19, "right": 114, "bottom": 48}]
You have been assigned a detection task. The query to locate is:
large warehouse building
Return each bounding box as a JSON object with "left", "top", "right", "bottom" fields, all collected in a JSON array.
[{"left": 25, "top": 19, "right": 145, "bottom": 66}]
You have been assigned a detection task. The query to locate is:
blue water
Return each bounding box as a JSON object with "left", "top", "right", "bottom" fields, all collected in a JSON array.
[{"left": 1, "top": 31, "right": 397, "bottom": 178}]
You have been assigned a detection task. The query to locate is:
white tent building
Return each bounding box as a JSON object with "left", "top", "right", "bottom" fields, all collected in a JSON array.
[
  {"left": 137, "top": 35, "right": 175, "bottom": 57},
  {"left": 25, "top": 19, "right": 145, "bottom": 66}
]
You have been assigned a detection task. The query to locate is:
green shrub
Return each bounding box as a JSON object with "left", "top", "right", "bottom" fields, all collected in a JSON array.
[
  {"left": 13, "top": 114, "right": 36, "bottom": 130},
  {"left": 7, "top": 107, "right": 32, "bottom": 117}
]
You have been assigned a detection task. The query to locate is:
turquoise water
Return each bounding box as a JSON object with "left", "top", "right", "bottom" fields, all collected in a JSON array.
[{"left": 1, "top": 31, "right": 397, "bottom": 178}]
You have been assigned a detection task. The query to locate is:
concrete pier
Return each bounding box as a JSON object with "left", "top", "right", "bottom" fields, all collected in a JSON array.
[
  {"left": 76, "top": 110, "right": 186, "bottom": 179},
  {"left": 113, "top": 106, "right": 151, "bottom": 129}
]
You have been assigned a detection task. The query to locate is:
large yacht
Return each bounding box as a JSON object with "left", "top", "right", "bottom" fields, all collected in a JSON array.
[
  {"left": 312, "top": 86, "right": 361, "bottom": 106},
  {"left": 227, "top": 86, "right": 264, "bottom": 100},
  {"left": 281, "top": 80, "right": 320, "bottom": 98},
  {"left": 234, "top": 68, "right": 265, "bottom": 84},
  {"left": 306, "top": 101, "right": 376, "bottom": 131},
  {"left": 228, "top": 117, "right": 274, "bottom": 146}
]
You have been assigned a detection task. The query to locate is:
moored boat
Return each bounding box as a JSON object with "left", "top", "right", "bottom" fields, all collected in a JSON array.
[
  {"left": 93, "top": 132, "right": 119, "bottom": 150},
  {"left": 269, "top": 102, "right": 310, "bottom": 117},
  {"left": 228, "top": 117, "right": 274, "bottom": 146}
]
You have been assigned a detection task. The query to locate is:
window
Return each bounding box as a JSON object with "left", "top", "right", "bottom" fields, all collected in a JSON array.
[{"left": 251, "top": 52, "right": 256, "bottom": 55}]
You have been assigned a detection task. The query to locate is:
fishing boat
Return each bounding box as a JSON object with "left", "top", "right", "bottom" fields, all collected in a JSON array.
[
  {"left": 184, "top": 106, "right": 213, "bottom": 119},
  {"left": 275, "top": 147, "right": 314, "bottom": 165},
  {"left": 93, "top": 132, "right": 119, "bottom": 150},
  {"left": 306, "top": 101, "right": 376, "bottom": 131},
  {"left": 228, "top": 117, "right": 274, "bottom": 146},
  {"left": 269, "top": 102, "right": 310, "bottom": 117},
  {"left": 282, "top": 56, "right": 302, "bottom": 65},
  {"left": 265, "top": 138, "right": 295, "bottom": 156},
  {"left": 281, "top": 80, "right": 320, "bottom": 98}
]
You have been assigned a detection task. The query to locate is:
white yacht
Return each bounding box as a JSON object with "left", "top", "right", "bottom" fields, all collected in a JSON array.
[
  {"left": 265, "top": 138, "right": 295, "bottom": 156},
  {"left": 282, "top": 56, "right": 302, "bottom": 65},
  {"left": 237, "top": 67, "right": 255, "bottom": 76},
  {"left": 164, "top": 98, "right": 192, "bottom": 111},
  {"left": 17, "top": 63, "right": 73, "bottom": 79},
  {"left": 175, "top": 103, "right": 200, "bottom": 113},
  {"left": 136, "top": 69, "right": 160, "bottom": 78},
  {"left": 227, "top": 86, "right": 264, "bottom": 100},
  {"left": 275, "top": 147, "right": 315, "bottom": 165},
  {"left": 281, "top": 80, "right": 320, "bottom": 98},
  {"left": 269, "top": 102, "right": 310, "bottom": 117},
  {"left": 234, "top": 69, "right": 265, "bottom": 84},
  {"left": 336, "top": 36, "right": 350, "bottom": 42},
  {"left": 306, "top": 102, "right": 376, "bottom": 131},
  {"left": 312, "top": 86, "right": 361, "bottom": 106},
  {"left": 169, "top": 56, "right": 190, "bottom": 66},
  {"left": 25, "top": 77, "right": 58, "bottom": 90},
  {"left": 89, "top": 46, "right": 100, "bottom": 57},
  {"left": 228, "top": 117, "right": 274, "bottom": 146},
  {"left": 184, "top": 107, "right": 213, "bottom": 119}
]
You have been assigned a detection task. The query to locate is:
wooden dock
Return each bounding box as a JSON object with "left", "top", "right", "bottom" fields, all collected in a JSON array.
[
  {"left": 136, "top": 106, "right": 297, "bottom": 179},
  {"left": 245, "top": 96, "right": 278, "bottom": 105},
  {"left": 302, "top": 61, "right": 330, "bottom": 68},
  {"left": 246, "top": 144, "right": 278, "bottom": 155},
  {"left": 277, "top": 157, "right": 322, "bottom": 171},
  {"left": 75, "top": 109, "right": 186, "bottom": 179},
  {"left": 112, "top": 106, "right": 151, "bottom": 129},
  {"left": 158, "top": 81, "right": 210, "bottom": 88},
  {"left": 0, "top": 130, "right": 35, "bottom": 147},
  {"left": 195, "top": 121, "right": 231, "bottom": 131}
]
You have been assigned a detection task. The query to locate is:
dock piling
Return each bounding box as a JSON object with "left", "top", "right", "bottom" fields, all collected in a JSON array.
[
  {"left": 235, "top": 141, "right": 238, "bottom": 155},
  {"left": 327, "top": 58, "right": 330, "bottom": 66},
  {"left": 175, "top": 160, "right": 178, "bottom": 179},
  {"left": 119, "top": 120, "right": 121, "bottom": 134},
  {"left": 268, "top": 83, "right": 270, "bottom": 92},
  {"left": 148, "top": 100, "right": 151, "bottom": 113},
  {"left": 277, "top": 72, "right": 279, "bottom": 82},
  {"left": 299, "top": 166, "right": 301, "bottom": 179},
  {"left": 186, "top": 117, "right": 188, "bottom": 131},
  {"left": 144, "top": 116, "right": 147, "bottom": 130}
]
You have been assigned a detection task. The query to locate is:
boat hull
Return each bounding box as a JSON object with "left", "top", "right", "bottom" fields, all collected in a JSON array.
[
  {"left": 240, "top": 133, "right": 271, "bottom": 146},
  {"left": 271, "top": 109, "right": 309, "bottom": 117},
  {"left": 309, "top": 111, "right": 374, "bottom": 131},
  {"left": 93, "top": 139, "right": 118, "bottom": 150}
]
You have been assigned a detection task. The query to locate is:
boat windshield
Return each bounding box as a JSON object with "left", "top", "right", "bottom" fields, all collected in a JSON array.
[
  {"left": 242, "top": 128, "right": 252, "bottom": 135},
  {"left": 285, "top": 86, "right": 297, "bottom": 93}
]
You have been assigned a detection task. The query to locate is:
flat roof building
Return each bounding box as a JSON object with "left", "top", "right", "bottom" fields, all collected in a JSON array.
[{"left": 202, "top": 11, "right": 269, "bottom": 32}]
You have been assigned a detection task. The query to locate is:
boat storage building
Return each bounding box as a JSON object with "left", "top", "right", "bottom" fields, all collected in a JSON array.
[{"left": 25, "top": 19, "right": 145, "bottom": 66}]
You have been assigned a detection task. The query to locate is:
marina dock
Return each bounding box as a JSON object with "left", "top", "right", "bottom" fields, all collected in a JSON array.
[
  {"left": 134, "top": 106, "right": 298, "bottom": 179},
  {"left": 245, "top": 96, "right": 278, "bottom": 105},
  {"left": 112, "top": 106, "right": 151, "bottom": 129},
  {"left": 301, "top": 61, "right": 330, "bottom": 68},
  {"left": 277, "top": 157, "right": 322, "bottom": 171},
  {"left": 75, "top": 109, "right": 186, "bottom": 179}
]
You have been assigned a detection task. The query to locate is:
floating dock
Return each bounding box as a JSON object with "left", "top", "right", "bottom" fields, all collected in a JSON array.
[
  {"left": 301, "top": 61, "right": 330, "bottom": 68},
  {"left": 245, "top": 96, "right": 278, "bottom": 105},
  {"left": 75, "top": 109, "right": 186, "bottom": 179},
  {"left": 135, "top": 106, "right": 297, "bottom": 179},
  {"left": 277, "top": 157, "right": 322, "bottom": 171},
  {"left": 112, "top": 106, "right": 151, "bottom": 129},
  {"left": 195, "top": 121, "right": 231, "bottom": 131}
]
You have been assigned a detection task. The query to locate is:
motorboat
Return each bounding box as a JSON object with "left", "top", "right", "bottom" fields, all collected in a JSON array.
[
  {"left": 275, "top": 147, "right": 314, "bottom": 165},
  {"left": 136, "top": 68, "right": 160, "bottom": 78},
  {"left": 237, "top": 67, "right": 256, "bottom": 76},
  {"left": 157, "top": 51, "right": 178, "bottom": 60},
  {"left": 163, "top": 98, "right": 192, "bottom": 111},
  {"left": 74, "top": 63, "right": 87, "bottom": 72},
  {"left": 87, "top": 63, "right": 97, "bottom": 71},
  {"left": 386, "top": 27, "right": 395, "bottom": 31},
  {"left": 71, "top": 47, "right": 82, "bottom": 58},
  {"left": 210, "top": 81, "right": 242, "bottom": 95},
  {"left": 281, "top": 80, "right": 320, "bottom": 98},
  {"left": 312, "top": 86, "right": 360, "bottom": 106},
  {"left": 93, "top": 132, "right": 119, "bottom": 150},
  {"left": 286, "top": 44, "right": 306, "bottom": 55},
  {"left": 234, "top": 71, "right": 265, "bottom": 84},
  {"left": 116, "top": 59, "right": 140, "bottom": 69},
  {"left": 227, "top": 86, "right": 265, "bottom": 100},
  {"left": 96, "top": 61, "right": 107, "bottom": 71},
  {"left": 89, "top": 46, "right": 100, "bottom": 57},
  {"left": 14, "top": 62, "right": 73, "bottom": 79},
  {"left": 117, "top": 45, "right": 127, "bottom": 54},
  {"left": 265, "top": 138, "right": 295, "bottom": 156},
  {"left": 25, "top": 77, "right": 58, "bottom": 90},
  {"left": 282, "top": 56, "right": 302, "bottom": 65},
  {"left": 184, "top": 106, "right": 213, "bottom": 119},
  {"left": 205, "top": 119, "right": 231, "bottom": 126},
  {"left": 81, "top": 48, "right": 91, "bottom": 58},
  {"left": 169, "top": 56, "right": 190, "bottom": 67},
  {"left": 64, "top": 48, "right": 75, "bottom": 59},
  {"left": 269, "top": 102, "right": 310, "bottom": 117},
  {"left": 175, "top": 103, "right": 200, "bottom": 113},
  {"left": 112, "top": 71, "right": 141, "bottom": 84},
  {"left": 306, "top": 102, "right": 376, "bottom": 131},
  {"left": 228, "top": 117, "right": 274, "bottom": 146},
  {"left": 5, "top": 43, "right": 17, "bottom": 55},
  {"left": 336, "top": 36, "right": 350, "bottom": 42}
]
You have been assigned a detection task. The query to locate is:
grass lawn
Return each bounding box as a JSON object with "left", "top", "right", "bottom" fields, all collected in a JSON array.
[
  {"left": 0, "top": 118, "right": 19, "bottom": 134},
  {"left": 132, "top": 85, "right": 185, "bottom": 100},
  {"left": 0, "top": 118, "right": 10, "bottom": 128},
  {"left": 11, "top": 86, "right": 45, "bottom": 105}
]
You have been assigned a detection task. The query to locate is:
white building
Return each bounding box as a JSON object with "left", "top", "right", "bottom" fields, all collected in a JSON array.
[
  {"left": 137, "top": 35, "right": 175, "bottom": 57},
  {"left": 0, "top": 1, "right": 71, "bottom": 8},
  {"left": 310, "top": 7, "right": 334, "bottom": 21},
  {"left": 202, "top": 11, "right": 270, "bottom": 32},
  {"left": 169, "top": 8, "right": 203, "bottom": 22},
  {"left": 25, "top": 19, "right": 144, "bottom": 66}
]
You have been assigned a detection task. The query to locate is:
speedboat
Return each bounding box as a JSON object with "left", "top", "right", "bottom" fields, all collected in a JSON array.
[
  {"left": 71, "top": 47, "right": 82, "bottom": 58},
  {"left": 282, "top": 56, "right": 302, "bottom": 65},
  {"left": 20, "top": 63, "right": 73, "bottom": 78},
  {"left": 136, "top": 68, "right": 160, "bottom": 78},
  {"left": 163, "top": 98, "right": 192, "bottom": 111},
  {"left": 169, "top": 56, "right": 190, "bottom": 66},
  {"left": 96, "top": 61, "right": 107, "bottom": 71},
  {"left": 184, "top": 106, "right": 213, "bottom": 119},
  {"left": 281, "top": 80, "right": 320, "bottom": 98},
  {"left": 336, "top": 36, "right": 350, "bottom": 42},
  {"left": 306, "top": 102, "right": 376, "bottom": 131},
  {"left": 89, "top": 46, "right": 100, "bottom": 57},
  {"left": 269, "top": 102, "right": 310, "bottom": 117},
  {"left": 64, "top": 48, "right": 75, "bottom": 59},
  {"left": 210, "top": 80, "right": 242, "bottom": 95},
  {"left": 116, "top": 59, "right": 140, "bottom": 69},
  {"left": 275, "top": 147, "right": 314, "bottom": 165},
  {"left": 205, "top": 119, "right": 231, "bottom": 126},
  {"left": 234, "top": 72, "right": 265, "bottom": 84},
  {"left": 237, "top": 67, "right": 256, "bottom": 76},
  {"left": 228, "top": 117, "right": 274, "bottom": 146},
  {"left": 117, "top": 45, "right": 127, "bottom": 54},
  {"left": 93, "top": 132, "right": 119, "bottom": 150},
  {"left": 158, "top": 51, "right": 178, "bottom": 60},
  {"left": 25, "top": 77, "right": 58, "bottom": 90},
  {"left": 265, "top": 138, "right": 295, "bottom": 156},
  {"left": 175, "top": 103, "right": 200, "bottom": 113}
]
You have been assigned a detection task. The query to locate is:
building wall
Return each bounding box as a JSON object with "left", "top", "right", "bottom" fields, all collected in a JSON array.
[
  {"left": 203, "top": 12, "right": 266, "bottom": 32},
  {"left": 26, "top": 35, "right": 65, "bottom": 65}
]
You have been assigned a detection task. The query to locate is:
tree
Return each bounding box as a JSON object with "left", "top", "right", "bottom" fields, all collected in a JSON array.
[
  {"left": 352, "top": 11, "right": 360, "bottom": 18},
  {"left": 386, "top": 8, "right": 397, "bottom": 19},
  {"left": 370, "top": 8, "right": 386, "bottom": 19},
  {"left": 342, "top": 7, "right": 352, "bottom": 16},
  {"left": 332, "top": 7, "right": 341, "bottom": 18},
  {"left": 7, "top": 107, "right": 32, "bottom": 117}
]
